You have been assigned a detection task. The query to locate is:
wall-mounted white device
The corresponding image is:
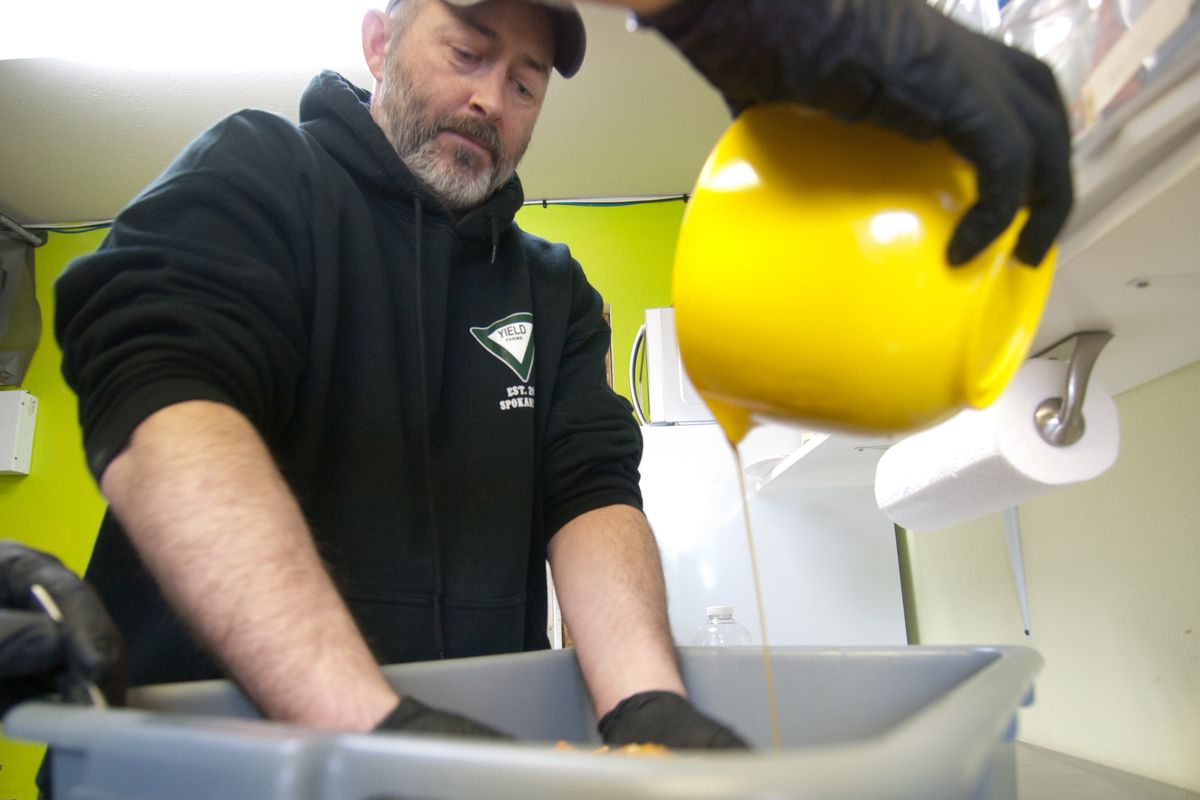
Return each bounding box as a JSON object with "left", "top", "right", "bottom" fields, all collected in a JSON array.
[{"left": 0, "top": 390, "right": 37, "bottom": 475}]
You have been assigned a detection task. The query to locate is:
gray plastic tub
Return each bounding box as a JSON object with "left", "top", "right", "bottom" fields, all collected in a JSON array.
[{"left": 4, "top": 645, "right": 1040, "bottom": 799}]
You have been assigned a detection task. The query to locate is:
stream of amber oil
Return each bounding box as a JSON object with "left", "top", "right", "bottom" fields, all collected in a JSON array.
[{"left": 732, "top": 448, "right": 782, "bottom": 750}]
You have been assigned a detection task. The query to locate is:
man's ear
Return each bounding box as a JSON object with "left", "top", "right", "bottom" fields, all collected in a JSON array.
[{"left": 362, "top": 9, "right": 392, "bottom": 82}]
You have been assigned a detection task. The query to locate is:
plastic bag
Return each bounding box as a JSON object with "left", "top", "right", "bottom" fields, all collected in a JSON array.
[
  {"left": 1000, "top": 0, "right": 1200, "bottom": 140},
  {"left": 928, "top": 0, "right": 1006, "bottom": 34}
]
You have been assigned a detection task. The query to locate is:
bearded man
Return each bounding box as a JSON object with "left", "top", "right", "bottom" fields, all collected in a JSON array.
[{"left": 54, "top": 0, "right": 744, "bottom": 746}]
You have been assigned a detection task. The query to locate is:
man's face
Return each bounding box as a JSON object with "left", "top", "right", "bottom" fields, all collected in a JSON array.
[{"left": 373, "top": 0, "right": 554, "bottom": 211}]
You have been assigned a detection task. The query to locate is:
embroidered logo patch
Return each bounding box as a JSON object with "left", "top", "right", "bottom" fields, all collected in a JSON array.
[{"left": 470, "top": 312, "right": 534, "bottom": 382}]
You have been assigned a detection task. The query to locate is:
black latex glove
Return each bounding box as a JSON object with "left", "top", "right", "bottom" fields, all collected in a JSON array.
[
  {"left": 598, "top": 690, "right": 749, "bottom": 749},
  {"left": 640, "top": 0, "right": 1073, "bottom": 267},
  {"left": 0, "top": 541, "right": 126, "bottom": 713},
  {"left": 377, "top": 694, "right": 512, "bottom": 739}
]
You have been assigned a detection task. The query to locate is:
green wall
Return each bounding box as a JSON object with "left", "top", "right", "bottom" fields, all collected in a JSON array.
[
  {"left": 0, "top": 229, "right": 108, "bottom": 800},
  {"left": 0, "top": 202, "right": 681, "bottom": 799},
  {"left": 0, "top": 230, "right": 109, "bottom": 568},
  {"left": 517, "top": 200, "right": 683, "bottom": 402}
]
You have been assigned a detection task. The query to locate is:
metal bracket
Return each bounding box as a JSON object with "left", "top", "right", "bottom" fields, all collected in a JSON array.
[{"left": 1032, "top": 331, "right": 1114, "bottom": 447}]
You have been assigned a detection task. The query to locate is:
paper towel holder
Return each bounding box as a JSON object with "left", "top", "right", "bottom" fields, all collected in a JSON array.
[{"left": 1032, "top": 331, "right": 1113, "bottom": 447}]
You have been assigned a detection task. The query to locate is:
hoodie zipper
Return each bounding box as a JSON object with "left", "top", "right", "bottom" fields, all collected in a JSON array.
[{"left": 412, "top": 195, "right": 447, "bottom": 660}]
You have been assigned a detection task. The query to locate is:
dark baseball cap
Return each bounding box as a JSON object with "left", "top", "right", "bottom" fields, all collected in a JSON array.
[{"left": 384, "top": 0, "right": 586, "bottom": 78}]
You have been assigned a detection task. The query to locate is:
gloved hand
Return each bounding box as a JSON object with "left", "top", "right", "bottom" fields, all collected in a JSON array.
[
  {"left": 376, "top": 694, "right": 512, "bottom": 739},
  {"left": 598, "top": 690, "right": 749, "bottom": 749},
  {"left": 0, "top": 541, "right": 126, "bottom": 713},
  {"left": 639, "top": 0, "right": 1073, "bottom": 267}
]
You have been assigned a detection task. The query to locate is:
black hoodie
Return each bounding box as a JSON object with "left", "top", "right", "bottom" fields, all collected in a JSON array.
[{"left": 56, "top": 72, "right": 643, "bottom": 685}]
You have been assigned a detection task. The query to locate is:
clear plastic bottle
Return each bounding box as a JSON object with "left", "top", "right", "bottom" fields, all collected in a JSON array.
[{"left": 691, "top": 605, "right": 753, "bottom": 646}]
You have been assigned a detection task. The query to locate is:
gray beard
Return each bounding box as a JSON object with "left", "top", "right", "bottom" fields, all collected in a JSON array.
[{"left": 374, "top": 61, "right": 527, "bottom": 211}]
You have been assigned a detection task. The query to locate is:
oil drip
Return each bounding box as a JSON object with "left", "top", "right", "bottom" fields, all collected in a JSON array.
[{"left": 731, "top": 447, "right": 782, "bottom": 750}]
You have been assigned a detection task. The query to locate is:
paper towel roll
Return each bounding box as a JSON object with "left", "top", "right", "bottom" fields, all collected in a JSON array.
[{"left": 875, "top": 358, "right": 1120, "bottom": 531}]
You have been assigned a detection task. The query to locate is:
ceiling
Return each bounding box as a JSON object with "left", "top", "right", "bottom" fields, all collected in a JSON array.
[
  {"left": 3, "top": 5, "right": 1199, "bottom": 408},
  {"left": 0, "top": 4, "right": 730, "bottom": 226}
]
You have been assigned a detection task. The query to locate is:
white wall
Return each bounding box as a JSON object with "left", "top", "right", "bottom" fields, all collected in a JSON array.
[{"left": 907, "top": 358, "right": 1200, "bottom": 792}]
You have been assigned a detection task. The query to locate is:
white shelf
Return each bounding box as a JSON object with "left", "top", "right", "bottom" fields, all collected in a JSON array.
[
  {"left": 747, "top": 430, "right": 896, "bottom": 493},
  {"left": 1062, "top": 62, "right": 1200, "bottom": 258},
  {"left": 1036, "top": 60, "right": 1200, "bottom": 398}
]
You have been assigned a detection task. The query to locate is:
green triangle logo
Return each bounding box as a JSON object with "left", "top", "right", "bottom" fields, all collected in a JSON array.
[{"left": 470, "top": 312, "right": 535, "bottom": 382}]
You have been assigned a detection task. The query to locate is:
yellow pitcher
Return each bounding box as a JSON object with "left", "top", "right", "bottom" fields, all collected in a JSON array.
[{"left": 673, "top": 103, "right": 1056, "bottom": 443}]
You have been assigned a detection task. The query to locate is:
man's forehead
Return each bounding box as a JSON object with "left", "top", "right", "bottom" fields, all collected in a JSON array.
[
  {"left": 449, "top": 1, "right": 554, "bottom": 72},
  {"left": 389, "top": 0, "right": 585, "bottom": 78}
]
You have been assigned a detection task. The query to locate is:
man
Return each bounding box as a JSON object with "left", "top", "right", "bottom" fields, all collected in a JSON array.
[
  {"left": 18, "top": 0, "right": 1072, "bottom": 748},
  {"left": 50, "top": 0, "right": 741, "bottom": 745}
]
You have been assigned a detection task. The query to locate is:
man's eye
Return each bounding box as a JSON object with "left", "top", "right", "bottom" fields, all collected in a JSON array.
[
  {"left": 513, "top": 80, "right": 533, "bottom": 99},
  {"left": 451, "top": 47, "right": 479, "bottom": 63}
]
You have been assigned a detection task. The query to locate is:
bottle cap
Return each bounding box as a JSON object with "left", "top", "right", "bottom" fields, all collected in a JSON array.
[{"left": 706, "top": 605, "right": 734, "bottom": 618}]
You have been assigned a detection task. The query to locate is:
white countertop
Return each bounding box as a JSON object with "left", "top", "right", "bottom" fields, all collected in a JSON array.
[{"left": 1015, "top": 743, "right": 1199, "bottom": 799}]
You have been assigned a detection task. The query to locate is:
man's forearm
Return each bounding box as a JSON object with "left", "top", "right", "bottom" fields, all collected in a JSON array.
[
  {"left": 547, "top": 504, "right": 685, "bottom": 717},
  {"left": 100, "top": 400, "right": 398, "bottom": 730}
]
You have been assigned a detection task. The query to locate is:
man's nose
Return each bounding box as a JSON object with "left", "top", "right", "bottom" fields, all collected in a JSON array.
[{"left": 467, "top": 67, "right": 506, "bottom": 121}]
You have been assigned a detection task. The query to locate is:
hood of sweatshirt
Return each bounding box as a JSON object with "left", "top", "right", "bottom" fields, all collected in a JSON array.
[{"left": 297, "top": 70, "right": 525, "bottom": 247}]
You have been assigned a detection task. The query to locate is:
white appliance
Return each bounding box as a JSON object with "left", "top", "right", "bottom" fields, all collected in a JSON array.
[
  {"left": 630, "top": 307, "right": 713, "bottom": 425},
  {"left": 632, "top": 308, "right": 908, "bottom": 647}
]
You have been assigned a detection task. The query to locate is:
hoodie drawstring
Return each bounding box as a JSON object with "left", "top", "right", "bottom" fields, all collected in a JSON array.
[
  {"left": 489, "top": 214, "right": 499, "bottom": 264},
  {"left": 412, "top": 196, "right": 447, "bottom": 660}
]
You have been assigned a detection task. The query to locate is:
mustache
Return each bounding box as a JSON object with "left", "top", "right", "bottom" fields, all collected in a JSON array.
[{"left": 435, "top": 115, "right": 502, "bottom": 160}]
